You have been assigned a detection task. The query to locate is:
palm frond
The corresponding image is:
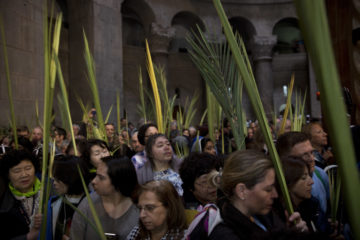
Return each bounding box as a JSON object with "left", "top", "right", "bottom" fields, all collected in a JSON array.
[
  {"left": 0, "top": 16, "right": 18, "bottom": 149},
  {"left": 145, "top": 40, "right": 164, "bottom": 133},
  {"left": 83, "top": 31, "right": 107, "bottom": 142},
  {"left": 211, "top": 0, "right": 293, "bottom": 215},
  {"left": 187, "top": 27, "right": 246, "bottom": 150},
  {"left": 294, "top": 1, "right": 360, "bottom": 236}
]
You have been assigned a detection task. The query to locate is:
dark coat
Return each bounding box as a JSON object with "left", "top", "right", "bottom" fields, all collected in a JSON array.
[{"left": 0, "top": 189, "right": 29, "bottom": 240}]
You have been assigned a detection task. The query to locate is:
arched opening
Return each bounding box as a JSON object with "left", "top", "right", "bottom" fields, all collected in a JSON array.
[
  {"left": 121, "top": 5, "right": 145, "bottom": 47},
  {"left": 272, "top": 18, "right": 304, "bottom": 54},
  {"left": 229, "top": 17, "right": 256, "bottom": 53},
  {"left": 170, "top": 11, "right": 205, "bottom": 53}
]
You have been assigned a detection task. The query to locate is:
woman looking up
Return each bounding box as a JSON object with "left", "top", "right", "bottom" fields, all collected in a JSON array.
[{"left": 137, "top": 134, "right": 183, "bottom": 196}]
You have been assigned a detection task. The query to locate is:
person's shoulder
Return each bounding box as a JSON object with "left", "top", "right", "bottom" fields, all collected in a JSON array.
[{"left": 209, "top": 222, "right": 240, "bottom": 240}]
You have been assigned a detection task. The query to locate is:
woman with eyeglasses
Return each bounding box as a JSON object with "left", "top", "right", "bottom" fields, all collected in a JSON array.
[
  {"left": 70, "top": 156, "right": 139, "bottom": 240},
  {"left": 127, "top": 180, "right": 187, "bottom": 240}
]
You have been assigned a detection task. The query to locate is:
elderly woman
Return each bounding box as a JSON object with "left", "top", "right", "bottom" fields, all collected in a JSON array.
[
  {"left": 70, "top": 156, "right": 139, "bottom": 240},
  {"left": 179, "top": 152, "right": 221, "bottom": 210},
  {"left": 127, "top": 180, "right": 187, "bottom": 240},
  {"left": 302, "top": 122, "right": 333, "bottom": 168},
  {"left": 137, "top": 134, "right": 183, "bottom": 196},
  {"left": 0, "top": 150, "right": 42, "bottom": 240},
  {"left": 209, "top": 149, "right": 308, "bottom": 239}
]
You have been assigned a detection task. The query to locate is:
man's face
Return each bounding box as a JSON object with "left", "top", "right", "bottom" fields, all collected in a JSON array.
[
  {"left": 289, "top": 140, "right": 316, "bottom": 173},
  {"left": 105, "top": 125, "right": 115, "bottom": 138},
  {"left": 31, "top": 127, "right": 43, "bottom": 142},
  {"left": 131, "top": 132, "right": 144, "bottom": 153}
]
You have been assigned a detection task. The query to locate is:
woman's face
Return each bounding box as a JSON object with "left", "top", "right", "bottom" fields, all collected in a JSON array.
[
  {"left": 204, "top": 141, "right": 216, "bottom": 156},
  {"left": 310, "top": 124, "right": 328, "bottom": 147},
  {"left": 53, "top": 179, "right": 68, "bottom": 195},
  {"left": 8, "top": 160, "right": 36, "bottom": 193},
  {"left": 290, "top": 166, "right": 314, "bottom": 204},
  {"left": 90, "top": 145, "right": 110, "bottom": 168},
  {"left": 91, "top": 162, "right": 115, "bottom": 196},
  {"left": 242, "top": 169, "right": 278, "bottom": 216},
  {"left": 193, "top": 172, "right": 217, "bottom": 204},
  {"left": 138, "top": 191, "right": 168, "bottom": 233},
  {"left": 151, "top": 137, "right": 173, "bottom": 163}
]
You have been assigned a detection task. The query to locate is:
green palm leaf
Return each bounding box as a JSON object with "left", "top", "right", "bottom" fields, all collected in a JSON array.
[{"left": 294, "top": 1, "right": 360, "bottom": 237}]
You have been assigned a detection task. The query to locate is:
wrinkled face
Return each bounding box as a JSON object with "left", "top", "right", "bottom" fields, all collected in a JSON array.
[
  {"left": 204, "top": 141, "right": 216, "bottom": 156},
  {"left": 131, "top": 132, "right": 144, "bottom": 153},
  {"left": 242, "top": 169, "right": 278, "bottom": 216},
  {"left": 193, "top": 173, "right": 217, "bottom": 204},
  {"left": 310, "top": 124, "right": 328, "bottom": 147},
  {"left": 31, "top": 128, "right": 43, "bottom": 142},
  {"left": 138, "top": 191, "right": 168, "bottom": 233},
  {"left": 91, "top": 162, "right": 115, "bottom": 196},
  {"left": 290, "top": 166, "right": 314, "bottom": 204},
  {"left": 8, "top": 160, "right": 36, "bottom": 193},
  {"left": 144, "top": 127, "right": 158, "bottom": 144},
  {"left": 290, "top": 140, "right": 315, "bottom": 173},
  {"left": 105, "top": 125, "right": 115, "bottom": 138},
  {"left": 53, "top": 179, "right": 68, "bottom": 195},
  {"left": 151, "top": 136, "right": 173, "bottom": 163},
  {"left": 90, "top": 145, "right": 110, "bottom": 168}
]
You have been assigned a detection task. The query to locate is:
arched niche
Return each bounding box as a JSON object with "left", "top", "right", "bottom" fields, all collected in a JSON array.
[
  {"left": 169, "top": 11, "right": 205, "bottom": 53},
  {"left": 121, "top": 5, "right": 145, "bottom": 47},
  {"left": 272, "top": 18, "right": 304, "bottom": 54},
  {"left": 229, "top": 17, "right": 256, "bottom": 52}
]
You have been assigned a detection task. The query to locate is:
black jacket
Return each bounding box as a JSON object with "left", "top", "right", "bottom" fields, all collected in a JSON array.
[{"left": 0, "top": 189, "right": 30, "bottom": 240}]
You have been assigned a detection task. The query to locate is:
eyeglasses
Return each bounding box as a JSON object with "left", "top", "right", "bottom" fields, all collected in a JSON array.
[{"left": 137, "top": 204, "right": 163, "bottom": 213}]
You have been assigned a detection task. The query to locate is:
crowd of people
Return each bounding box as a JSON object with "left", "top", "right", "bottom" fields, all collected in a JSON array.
[{"left": 0, "top": 115, "right": 356, "bottom": 240}]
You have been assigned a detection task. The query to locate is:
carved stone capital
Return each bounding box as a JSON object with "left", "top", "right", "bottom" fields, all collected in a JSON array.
[
  {"left": 149, "top": 23, "right": 176, "bottom": 54},
  {"left": 251, "top": 35, "right": 277, "bottom": 61},
  {"left": 204, "top": 32, "right": 226, "bottom": 44}
]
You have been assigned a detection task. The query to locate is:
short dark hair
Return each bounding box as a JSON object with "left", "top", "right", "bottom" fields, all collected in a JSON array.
[
  {"left": 17, "top": 126, "right": 29, "bottom": 133},
  {"left": 65, "top": 138, "right": 88, "bottom": 157},
  {"left": 101, "top": 156, "right": 138, "bottom": 197},
  {"left": 55, "top": 127, "right": 66, "bottom": 138},
  {"left": 138, "top": 123, "right": 158, "bottom": 145},
  {"left": 10, "top": 136, "right": 34, "bottom": 152},
  {"left": 145, "top": 134, "right": 172, "bottom": 169},
  {"left": 180, "top": 152, "right": 221, "bottom": 192},
  {"left": 200, "top": 138, "right": 213, "bottom": 152},
  {"left": 52, "top": 155, "right": 89, "bottom": 195},
  {"left": 276, "top": 132, "right": 309, "bottom": 158},
  {"left": 0, "top": 149, "right": 39, "bottom": 182},
  {"left": 83, "top": 139, "right": 109, "bottom": 168},
  {"left": 281, "top": 156, "right": 310, "bottom": 189}
]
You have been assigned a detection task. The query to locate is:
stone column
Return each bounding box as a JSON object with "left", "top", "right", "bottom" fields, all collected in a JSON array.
[
  {"left": 148, "top": 23, "right": 175, "bottom": 73},
  {"left": 93, "top": 0, "right": 124, "bottom": 124},
  {"left": 68, "top": 0, "right": 124, "bottom": 123},
  {"left": 251, "top": 35, "right": 277, "bottom": 117}
]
